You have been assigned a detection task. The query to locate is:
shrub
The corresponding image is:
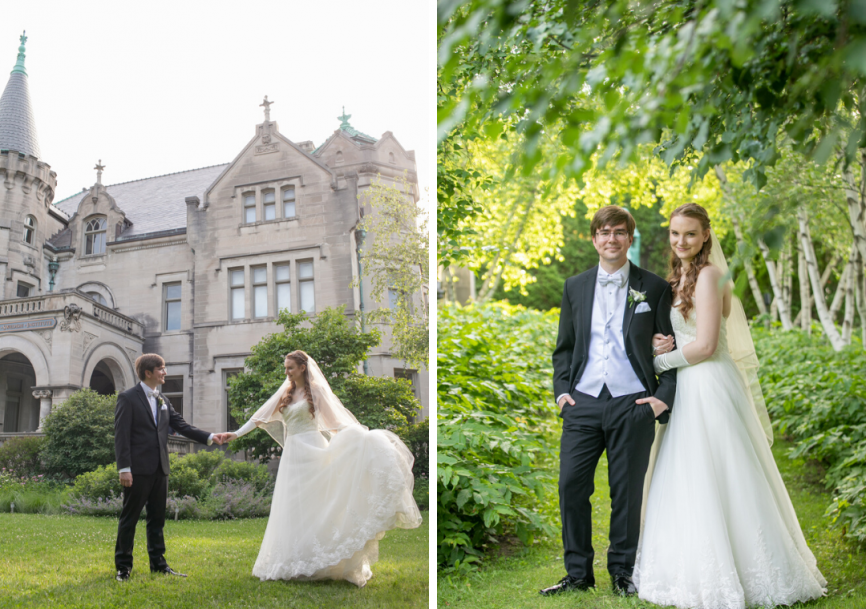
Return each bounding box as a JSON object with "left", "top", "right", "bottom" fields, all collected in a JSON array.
[
  {"left": 397, "top": 418, "right": 429, "bottom": 480},
  {"left": 413, "top": 476, "right": 429, "bottom": 511},
  {"left": 0, "top": 436, "right": 45, "bottom": 477},
  {"left": 40, "top": 389, "right": 116, "bottom": 478},
  {"left": 339, "top": 373, "right": 420, "bottom": 431},
  {"left": 63, "top": 494, "right": 125, "bottom": 517},
  {"left": 71, "top": 463, "right": 121, "bottom": 501},
  {"left": 438, "top": 303, "right": 559, "bottom": 571},
  {"left": 0, "top": 484, "right": 70, "bottom": 514},
  {"left": 213, "top": 458, "right": 273, "bottom": 494},
  {"left": 171, "top": 449, "right": 225, "bottom": 482},
  {"left": 167, "top": 454, "right": 210, "bottom": 499},
  {"left": 200, "top": 480, "right": 272, "bottom": 519}
]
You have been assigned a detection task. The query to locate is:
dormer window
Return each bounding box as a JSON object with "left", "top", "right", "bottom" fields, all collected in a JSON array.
[
  {"left": 389, "top": 152, "right": 395, "bottom": 164},
  {"left": 282, "top": 187, "right": 296, "bottom": 218},
  {"left": 263, "top": 190, "right": 276, "bottom": 221},
  {"left": 84, "top": 217, "right": 107, "bottom": 255},
  {"left": 23, "top": 216, "right": 36, "bottom": 244}
]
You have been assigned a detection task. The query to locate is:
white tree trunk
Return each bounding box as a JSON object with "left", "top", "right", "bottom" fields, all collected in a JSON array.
[
  {"left": 797, "top": 207, "right": 846, "bottom": 351},
  {"left": 842, "top": 264, "right": 854, "bottom": 344},
  {"left": 796, "top": 240, "right": 811, "bottom": 333},
  {"left": 757, "top": 239, "right": 793, "bottom": 330},
  {"left": 853, "top": 247, "right": 866, "bottom": 348},
  {"left": 829, "top": 260, "right": 852, "bottom": 322},
  {"left": 843, "top": 157, "right": 866, "bottom": 262}
]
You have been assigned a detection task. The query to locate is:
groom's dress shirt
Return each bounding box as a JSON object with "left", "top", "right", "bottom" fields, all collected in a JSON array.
[
  {"left": 118, "top": 382, "right": 213, "bottom": 474},
  {"left": 569, "top": 261, "right": 646, "bottom": 400}
]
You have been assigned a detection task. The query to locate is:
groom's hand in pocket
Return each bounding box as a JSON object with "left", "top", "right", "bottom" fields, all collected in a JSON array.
[
  {"left": 635, "top": 396, "right": 668, "bottom": 418},
  {"left": 558, "top": 395, "right": 575, "bottom": 412},
  {"left": 119, "top": 472, "right": 133, "bottom": 488}
]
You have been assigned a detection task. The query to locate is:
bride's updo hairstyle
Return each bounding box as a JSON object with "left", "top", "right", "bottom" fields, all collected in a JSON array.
[
  {"left": 668, "top": 203, "right": 713, "bottom": 320},
  {"left": 279, "top": 350, "right": 315, "bottom": 416}
]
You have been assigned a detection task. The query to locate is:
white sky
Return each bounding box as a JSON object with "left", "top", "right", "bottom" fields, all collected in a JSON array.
[{"left": 1, "top": 0, "right": 432, "bottom": 205}]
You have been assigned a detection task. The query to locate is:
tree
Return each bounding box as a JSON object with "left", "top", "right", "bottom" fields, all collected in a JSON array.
[
  {"left": 40, "top": 388, "right": 117, "bottom": 479},
  {"left": 357, "top": 177, "right": 429, "bottom": 369}
]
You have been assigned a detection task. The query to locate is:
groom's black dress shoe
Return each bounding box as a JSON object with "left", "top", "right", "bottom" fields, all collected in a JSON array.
[
  {"left": 115, "top": 570, "right": 130, "bottom": 582},
  {"left": 611, "top": 573, "right": 637, "bottom": 597},
  {"left": 152, "top": 567, "right": 187, "bottom": 577},
  {"left": 539, "top": 575, "right": 595, "bottom": 596}
]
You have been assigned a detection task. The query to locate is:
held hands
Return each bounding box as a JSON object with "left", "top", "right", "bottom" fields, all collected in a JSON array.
[
  {"left": 636, "top": 396, "right": 669, "bottom": 418},
  {"left": 213, "top": 432, "right": 238, "bottom": 444},
  {"left": 652, "top": 333, "right": 674, "bottom": 355},
  {"left": 119, "top": 472, "right": 133, "bottom": 487}
]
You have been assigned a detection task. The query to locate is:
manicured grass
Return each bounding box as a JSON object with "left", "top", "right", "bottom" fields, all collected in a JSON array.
[
  {"left": 0, "top": 511, "right": 428, "bottom": 608},
  {"left": 438, "top": 441, "right": 866, "bottom": 608}
]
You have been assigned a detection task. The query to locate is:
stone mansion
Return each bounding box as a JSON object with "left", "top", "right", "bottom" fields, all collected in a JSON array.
[{"left": 0, "top": 35, "right": 428, "bottom": 440}]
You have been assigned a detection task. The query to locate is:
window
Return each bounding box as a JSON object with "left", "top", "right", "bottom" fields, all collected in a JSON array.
[
  {"left": 162, "top": 376, "right": 184, "bottom": 418},
  {"left": 23, "top": 216, "right": 35, "bottom": 245},
  {"left": 84, "top": 217, "right": 107, "bottom": 255},
  {"left": 282, "top": 187, "right": 296, "bottom": 218},
  {"left": 299, "top": 261, "right": 315, "bottom": 313},
  {"left": 87, "top": 291, "right": 107, "bottom": 306},
  {"left": 243, "top": 193, "right": 256, "bottom": 223},
  {"left": 224, "top": 369, "right": 242, "bottom": 431},
  {"left": 388, "top": 288, "right": 400, "bottom": 309},
  {"left": 230, "top": 269, "right": 245, "bottom": 320},
  {"left": 16, "top": 282, "right": 31, "bottom": 298},
  {"left": 252, "top": 266, "right": 268, "bottom": 318},
  {"left": 275, "top": 264, "right": 291, "bottom": 313},
  {"left": 394, "top": 368, "right": 420, "bottom": 403},
  {"left": 164, "top": 283, "right": 182, "bottom": 331},
  {"left": 263, "top": 191, "right": 276, "bottom": 221}
]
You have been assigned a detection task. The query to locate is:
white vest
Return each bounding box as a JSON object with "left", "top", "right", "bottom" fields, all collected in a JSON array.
[{"left": 575, "top": 263, "right": 646, "bottom": 398}]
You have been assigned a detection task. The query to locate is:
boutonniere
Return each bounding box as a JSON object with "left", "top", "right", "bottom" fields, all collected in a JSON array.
[
  {"left": 157, "top": 396, "right": 166, "bottom": 409},
  {"left": 627, "top": 288, "right": 647, "bottom": 308}
]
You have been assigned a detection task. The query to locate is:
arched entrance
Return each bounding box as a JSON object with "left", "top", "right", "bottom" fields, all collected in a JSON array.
[
  {"left": 0, "top": 352, "right": 39, "bottom": 432},
  {"left": 89, "top": 361, "right": 116, "bottom": 395}
]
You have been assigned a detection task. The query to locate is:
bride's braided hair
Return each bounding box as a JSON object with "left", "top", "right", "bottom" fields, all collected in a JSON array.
[
  {"left": 668, "top": 203, "right": 713, "bottom": 320},
  {"left": 278, "top": 350, "right": 315, "bottom": 416}
]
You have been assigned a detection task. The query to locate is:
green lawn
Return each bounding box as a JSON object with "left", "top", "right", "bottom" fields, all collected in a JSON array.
[
  {"left": 438, "top": 441, "right": 866, "bottom": 608},
  {"left": 0, "top": 511, "right": 428, "bottom": 608}
]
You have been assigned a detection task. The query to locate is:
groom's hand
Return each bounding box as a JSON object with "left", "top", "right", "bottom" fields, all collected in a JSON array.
[
  {"left": 635, "top": 396, "right": 668, "bottom": 418},
  {"left": 119, "top": 472, "right": 133, "bottom": 487},
  {"left": 558, "top": 395, "right": 575, "bottom": 411}
]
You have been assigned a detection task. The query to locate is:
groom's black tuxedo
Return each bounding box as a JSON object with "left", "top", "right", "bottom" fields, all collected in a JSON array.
[
  {"left": 114, "top": 384, "right": 212, "bottom": 573},
  {"left": 552, "top": 263, "right": 677, "bottom": 423},
  {"left": 552, "top": 263, "right": 676, "bottom": 583}
]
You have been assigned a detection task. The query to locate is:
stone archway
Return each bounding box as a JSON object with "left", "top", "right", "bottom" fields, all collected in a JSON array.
[
  {"left": 81, "top": 342, "right": 135, "bottom": 395},
  {"left": 0, "top": 352, "right": 39, "bottom": 432}
]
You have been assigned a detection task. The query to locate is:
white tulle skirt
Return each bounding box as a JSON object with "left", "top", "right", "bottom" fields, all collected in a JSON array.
[
  {"left": 251, "top": 426, "right": 422, "bottom": 586},
  {"left": 633, "top": 351, "right": 827, "bottom": 608}
]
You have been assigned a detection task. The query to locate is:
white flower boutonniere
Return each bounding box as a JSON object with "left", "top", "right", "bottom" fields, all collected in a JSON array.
[
  {"left": 627, "top": 288, "right": 647, "bottom": 308},
  {"left": 157, "top": 396, "right": 165, "bottom": 408}
]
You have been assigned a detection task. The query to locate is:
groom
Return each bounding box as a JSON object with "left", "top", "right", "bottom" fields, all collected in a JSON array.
[
  {"left": 114, "top": 353, "right": 222, "bottom": 582},
  {"left": 543, "top": 205, "right": 677, "bottom": 597}
]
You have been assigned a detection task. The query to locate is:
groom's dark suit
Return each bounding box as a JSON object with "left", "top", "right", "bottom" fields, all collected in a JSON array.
[
  {"left": 552, "top": 263, "right": 676, "bottom": 582},
  {"left": 114, "top": 384, "right": 212, "bottom": 573}
]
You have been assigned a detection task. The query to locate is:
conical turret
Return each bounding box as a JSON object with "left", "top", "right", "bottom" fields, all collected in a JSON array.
[{"left": 0, "top": 32, "right": 40, "bottom": 159}]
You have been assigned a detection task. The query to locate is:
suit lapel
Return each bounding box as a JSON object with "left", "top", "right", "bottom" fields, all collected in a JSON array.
[
  {"left": 622, "top": 263, "right": 643, "bottom": 339},
  {"left": 581, "top": 266, "right": 599, "bottom": 355},
  {"left": 136, "top": 385, "right": 157, "bottom": 430}
]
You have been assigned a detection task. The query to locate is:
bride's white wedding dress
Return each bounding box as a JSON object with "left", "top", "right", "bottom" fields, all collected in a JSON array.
[
  {"left": 633, "top": 304, "right": 826, "bottom": 608},
  {"left": 248, "top": 399, "right": 421, "bottom": 586}
]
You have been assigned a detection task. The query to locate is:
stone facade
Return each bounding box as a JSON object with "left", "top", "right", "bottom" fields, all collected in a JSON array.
[{"left": 0, "top": 40, "right": 428, "bottom": 436}]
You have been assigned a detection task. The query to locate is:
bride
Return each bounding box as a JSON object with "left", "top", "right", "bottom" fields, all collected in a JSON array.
[
  {"left": 633, "top": 204, "right": 826, "bottom": 608},
  {"left": 218, "top": 350, "right": 422, "bottom": 587}
]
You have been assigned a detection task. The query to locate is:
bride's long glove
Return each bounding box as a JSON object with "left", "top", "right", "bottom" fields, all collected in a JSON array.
[{"left": 653, "top": 348, "right": 690, "bottom": 374}]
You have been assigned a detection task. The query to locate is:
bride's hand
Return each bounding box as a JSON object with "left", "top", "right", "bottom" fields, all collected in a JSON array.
[{"left": 652, "top": 333, "right": 674, "bottom": 355}]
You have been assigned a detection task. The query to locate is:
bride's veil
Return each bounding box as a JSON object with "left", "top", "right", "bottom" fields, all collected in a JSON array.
[{"left": 244, "top": 353, "right": 364, "bottom": 447}]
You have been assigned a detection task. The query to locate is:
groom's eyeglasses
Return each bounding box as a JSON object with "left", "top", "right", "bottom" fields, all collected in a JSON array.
[{"left": 596, "top": 230, "right": 629, "bottom": 240}]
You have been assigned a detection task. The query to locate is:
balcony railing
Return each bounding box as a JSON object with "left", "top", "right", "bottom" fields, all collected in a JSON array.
[{"left": 0, "top": 292, "right": 143, "bottom": 337}]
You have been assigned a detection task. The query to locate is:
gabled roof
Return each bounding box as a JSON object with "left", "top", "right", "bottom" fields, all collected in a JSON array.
[
  {"left": 313, "top": 108, "right": 377, "bottom": 155},
  {"left": 53, "top": 164, "right": 228, "bottom": 239},
  {"left": 0, "top": 34, "right": 40, "bottom": 159}
]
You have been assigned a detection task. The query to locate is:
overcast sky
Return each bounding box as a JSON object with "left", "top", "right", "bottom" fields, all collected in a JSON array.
[{"left": 1, "top": 1, "right": 432, "bottom": 206}]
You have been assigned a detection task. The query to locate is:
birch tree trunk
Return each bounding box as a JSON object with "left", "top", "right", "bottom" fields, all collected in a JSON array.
[
  {"left": 782, "top": 239, "right": 793, "bottom": 319},
  {"left": 828, "top": 260, "right": 852, "bottom": 322},
  {"left": 714, "top": 166, "right": 766, "bottom": 316},
  {"left": 842, "top": 263, "right": 855, "bottom": 344},
  {"left": 842, "top": 155, "right": 866, "bottom": 263},
  {"left": 796, "top": 240, "right": 812, "bottom": 333},
  {"left": 476, "top": 193, "right": 537, "bottom": 304},
  {"left": 797, "top": 207, "right": 846, "bottom": 350},
  {"left": 853, "top": 246, "right": 866, "bottom": 348},
  {"left": 757, "top": 239, "right": 793, "bottom": 330}
]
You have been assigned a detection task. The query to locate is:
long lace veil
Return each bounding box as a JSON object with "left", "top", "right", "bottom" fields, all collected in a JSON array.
[
  {"left": 708, "top": 228, "right": 773, "bottom": 446},
  {"left": 244, "top": 354, "right": 364, "bottom": 447}
]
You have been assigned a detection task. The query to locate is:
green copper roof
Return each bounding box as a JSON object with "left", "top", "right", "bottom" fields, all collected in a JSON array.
[
  {"left": 11, "top": 32, "right": 27, "bottom": 76},
  {"left": 337, "top": 107, "right": 376, "bottom": 142}
]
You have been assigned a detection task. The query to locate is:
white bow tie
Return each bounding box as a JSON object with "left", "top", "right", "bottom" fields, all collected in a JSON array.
[
  {"left": 598, "top": 273, "right": 625, "bottom": 288},
  {"left": 150, "top": 391, "right": 159, "bottom": 399}
]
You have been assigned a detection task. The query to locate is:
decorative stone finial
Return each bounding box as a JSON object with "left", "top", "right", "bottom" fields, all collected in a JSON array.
[
  {"left": 12, "top": 31, "right": 27, "bottom": 76},
  {"left": 260, "top": 95, "right": 273, "bottom": 122},
  {"left": 338, "top": 106, "right": 352, "bottom": 129},
  {"left": 94, "top": 159, "right": 105, "bottom": 185}
]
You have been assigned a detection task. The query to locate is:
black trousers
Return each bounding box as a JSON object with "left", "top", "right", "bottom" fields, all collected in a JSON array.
[
  {"left": 559, "top": 385, "right": 655, "bottom": 581},
  {"left": 114, "top": 472, "right": 169, "bottom": 572}
]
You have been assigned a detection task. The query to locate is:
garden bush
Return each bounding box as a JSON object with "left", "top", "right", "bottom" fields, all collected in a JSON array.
[
  {"left": 213, "top": 458, "right": 274, "bottom": 494},
  {"left": 0, "top": 436, "right": 45, "bottom": 478},
  {"left": 398, "top": 418, "right": 429, "bottom": 480},
  {"left": 438, "top": 302, "right": 560, "bottom": 571},
  {"left": 200, "top": 480, "right": 272, "bottom": 519},
  {"left": 40, "top": 388, "right": 116, "bottom": 478},
  {"left": 753, "top": 326, "right": 866, "bottom": 544},
  {"left": 71, "top": 463, "right": 121, "bottom": 501},
  {"left": 0, "top": 469, "right": 69, "bottom": 514}
]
